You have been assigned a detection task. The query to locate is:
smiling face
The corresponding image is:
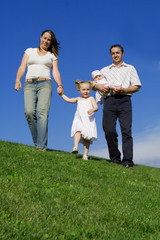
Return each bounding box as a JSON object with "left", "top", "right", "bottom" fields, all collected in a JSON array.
[
  {"left": 40, "top": 32, "right": 52, "bottom": 51},
  {"left": 79, "top": 82, "right": 91, "bottom": 98},
  {"left": 110, "top": 46, "right": 124, "bottom": 66}
]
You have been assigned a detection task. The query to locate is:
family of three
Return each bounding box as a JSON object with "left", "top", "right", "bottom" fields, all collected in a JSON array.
[{"left": 15, "top": 29, "right": 141, "bottom": 168}]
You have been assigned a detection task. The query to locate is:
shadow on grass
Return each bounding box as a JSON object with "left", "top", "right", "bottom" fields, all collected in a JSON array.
[
  {"left": 40, "top": 148, "right": 111, "bottom": 164},
  {"left": 75, "top": 154, "right": 111, "bottom": 163},
  {"left": 90, "top": 156, "right": 111, "bottom": 163},
  {"left": 47, "top": 148, "right": 62, "bottom": 152}
]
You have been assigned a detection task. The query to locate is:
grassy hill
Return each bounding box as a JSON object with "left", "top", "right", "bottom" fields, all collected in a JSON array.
[{"left": 0, "top": 140, "right": 160, "bottom": 240}]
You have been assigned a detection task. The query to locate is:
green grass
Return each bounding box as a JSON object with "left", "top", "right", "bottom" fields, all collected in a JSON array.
[{"left": 0, "top": 140, "right": 160, "bottom": 240}]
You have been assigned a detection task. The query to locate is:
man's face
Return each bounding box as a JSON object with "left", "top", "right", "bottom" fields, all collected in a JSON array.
[{"left": 110, "top": 47, "right": 124, "bottom": 65}]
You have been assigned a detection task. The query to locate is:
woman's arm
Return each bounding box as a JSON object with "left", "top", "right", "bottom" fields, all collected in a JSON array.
[
  {"left": 61, "top": 94, "right": 78, "bottom": 103},
  {"left": 52, "top": 60, "right": 64, "bottom": 95},
  {"left": 15, "top": 53, "right": 28, "bottom": 92},
  {"left": 88, "top": 96, "right": 98, "bottom": 115}
]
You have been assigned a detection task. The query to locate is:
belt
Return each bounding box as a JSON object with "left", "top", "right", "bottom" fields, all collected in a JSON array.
[
  {"left": 25, "top": 78, "right": 51, "bottom": 82},
  {"left": 105, "top": 94, "right": 131, "bottom": 99}
]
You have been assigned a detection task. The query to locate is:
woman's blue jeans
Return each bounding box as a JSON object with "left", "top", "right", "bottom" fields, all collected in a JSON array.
[{"left": 23, "top": 80, "right": 52, "bottom": 149}]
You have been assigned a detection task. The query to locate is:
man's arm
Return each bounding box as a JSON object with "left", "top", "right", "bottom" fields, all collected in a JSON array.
[{"left": 114, "top": 85, "right": 141, "bottom": 94}]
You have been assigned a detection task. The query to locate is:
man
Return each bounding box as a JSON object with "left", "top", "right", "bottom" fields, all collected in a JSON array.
[{"left": 94, "top": 45, "right": 141, "bottom": 168}]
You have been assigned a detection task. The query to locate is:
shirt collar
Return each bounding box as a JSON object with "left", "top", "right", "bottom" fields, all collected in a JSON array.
[{"left": 109, "top": 62, "right": 127, "bottom": 69}]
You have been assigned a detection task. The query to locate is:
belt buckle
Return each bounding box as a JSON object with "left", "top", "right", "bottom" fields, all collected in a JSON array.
[{"left": 32, "top": 78, "right": 38, "bottom": 82}]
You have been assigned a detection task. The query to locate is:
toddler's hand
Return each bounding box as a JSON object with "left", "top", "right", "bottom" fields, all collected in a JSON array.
[{"left": 88, "top": 109, "right": 94, "bottom": 115}]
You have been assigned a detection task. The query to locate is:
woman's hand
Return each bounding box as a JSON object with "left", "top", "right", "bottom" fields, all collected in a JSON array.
[
  {"left": 57, "top": 85, "right": 64, "bottom": 95},
  {"left": 15, "top": 80, "right": 22, "bottom": 92},
  {"left": 15, "top": 53, "right": 28, "bottom": 92}
]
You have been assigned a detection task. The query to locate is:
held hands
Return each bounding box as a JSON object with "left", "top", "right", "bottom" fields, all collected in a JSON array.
[
  {"left": 15, "top": 80, "right": 21, "bottom": 92},
  {"left": 57, "top": 85, "right": 64, "bottom": 95}
]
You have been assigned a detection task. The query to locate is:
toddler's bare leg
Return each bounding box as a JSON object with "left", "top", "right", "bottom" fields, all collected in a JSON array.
[
  {"left": 74, "top": 131, "right": 81, "bottom": 148},
  {"left": 83, "top": 139, "right": 90, "bottom": 156}
]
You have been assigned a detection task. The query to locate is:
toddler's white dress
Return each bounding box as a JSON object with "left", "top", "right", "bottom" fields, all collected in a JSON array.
[{"left": 71, "top": 98, "right": 97, "bottom": 142}]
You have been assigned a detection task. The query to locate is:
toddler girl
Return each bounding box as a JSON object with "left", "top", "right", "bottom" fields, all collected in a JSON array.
[{"left": 61, "top": 80, "right": 98, "bottom": 160}]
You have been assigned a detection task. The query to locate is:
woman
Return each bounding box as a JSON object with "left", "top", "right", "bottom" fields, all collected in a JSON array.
[{"left": 15, "top": 30, "right": 64, "bottom": 151}]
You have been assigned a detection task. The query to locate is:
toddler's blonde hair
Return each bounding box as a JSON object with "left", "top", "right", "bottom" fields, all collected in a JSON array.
[{"left": 75, "top": 80, "right": 93, "bottom": 90}]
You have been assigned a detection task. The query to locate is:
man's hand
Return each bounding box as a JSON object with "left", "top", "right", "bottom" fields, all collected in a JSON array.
[
  {"left": 113, "top": 85, "right": 141, "bottom": 94},
  {"left": 95, "top": 84, "right": 110, "bottom": 94},
  {"left": 113, "top": 86, "right": 124, "bottom": 94}
]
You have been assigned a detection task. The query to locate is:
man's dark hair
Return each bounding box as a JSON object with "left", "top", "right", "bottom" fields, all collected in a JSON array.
[{"left": 110, "top": 44, "right": 124, "bottom": 54}]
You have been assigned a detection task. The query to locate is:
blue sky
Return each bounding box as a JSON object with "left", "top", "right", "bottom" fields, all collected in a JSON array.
[{"left": 1, "top": 0, "right": 160, "bottom": 168}]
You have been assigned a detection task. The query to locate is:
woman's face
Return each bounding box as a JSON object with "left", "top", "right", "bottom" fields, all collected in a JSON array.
[{"left": 40, "top": 32, "right": 52, "bottom": 50}]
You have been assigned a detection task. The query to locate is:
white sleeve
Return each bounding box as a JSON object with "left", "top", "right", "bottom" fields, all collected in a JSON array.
[
  {"left": 130, "top": 66, "right": 141, "bottom": 86},
  {"left": 25, "top": 48, "right": 32, "bottom": 56},
  {"left": 51, "top": 52, "right": 58, "bottom": 61}
]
